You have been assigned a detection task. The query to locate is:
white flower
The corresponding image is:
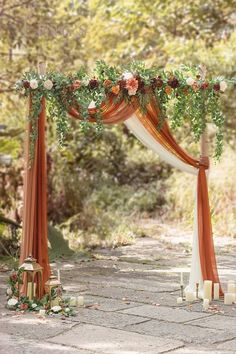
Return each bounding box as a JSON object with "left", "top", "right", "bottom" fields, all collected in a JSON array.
[
  {"left": 123, "top": 72, "right": 134, "bottom": 80},
  {"left": 82, "top": 78, "right": 90, "bottom": 86},
  {"left": 31, "top": 303, "right": 37, "bottom": 309},
  {"left": 43, "top": 79, "right": 53, "bottom": 90},
  {"left": 51, "top": 305, "right": 62, "bottom": 313},
  {"left": 29, "top": 79, "right": 38, "bottom": 89},
  {"left": 88, "top": 101, "right": 96, "bottom": 109},
  {"left": 64, "top": 307, "right": 70, "bottom": 313},
  {"left": 128, "top": 88, "right": 137, "bottom": 96},
  {"left": 220, "top": 81, "right": 227, "bottom": 92},
  {"left": 6, "top": 288, "right": 13, "bottom": 296},
  {"left": 7, "top": 298, "right": 18, "bottom": 307},
  {"left": 186, "top": 77, "right": 195, "bottom": 86},
  {"left": 15, "top": 80, "right": 23, "bottom": 88}
]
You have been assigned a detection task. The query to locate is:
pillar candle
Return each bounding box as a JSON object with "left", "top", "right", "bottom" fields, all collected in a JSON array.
[
  {"left": 224, "top": 293, "right": 233, "bottom": 305},
  {"left": 177, "top": 297, "right": 183, "bottom": 304},
  {"left": 27, "top": 282, "right": 33, "bottom": 300},
  {"left": 39, "top": 309, "right": 46, "bottom": 316},
  {"left": 203, "top": 299, "right": 209, "bottom": 310},
  {"left": 213, "top": 283, "right": 220, "bottom": 300},
  {"left": 34, "top": 282, "right": 37, "bottom": 297},
  {"left": 51, "top": 297, "right": 60, "bottom": 307},
  {"left": 227, "top": 281, "right": 235, "bottom": 294},
  {"left": 185, "top": 291, "right": 195, "bottom": 302},
  {"left": 77, "top": 296, "right": 84, "bottom": 306},
  {"left": 69, "top": 296, "right": 77, "bottom": 307},
  {"left": 203, "top": 280, "right": 212, "bottom": 301},
  {"left": 231, "top": 293, "right": 236, "bottom": 302}
]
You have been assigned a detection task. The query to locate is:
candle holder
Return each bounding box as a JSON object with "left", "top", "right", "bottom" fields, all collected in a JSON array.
[
  {"left": 19, "top": 255, "right": 43, "bottom": 300},
  {"left": 45, "top": 271, "right": 62, "bottom": 308},
  {"left": 196, "top": 282, "right": 199, "bottom": 299},
  {"left": 180, "top": 285, "right": 184, "bottom": 300}
]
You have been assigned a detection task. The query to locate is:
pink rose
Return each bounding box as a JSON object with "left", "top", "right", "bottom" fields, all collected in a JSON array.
[
  {"left": 20, "top": 303, "right": 28, "bottom": 311},
  {"left": 125, "top": 78, "right": 139, "bottom": 96},
  {"left": 10, "top": 273, "right": 17, "bottom": 282}
]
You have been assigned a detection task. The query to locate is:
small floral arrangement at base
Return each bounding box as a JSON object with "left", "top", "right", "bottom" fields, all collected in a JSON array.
[
  {"left": 6, "top": 268, "right": 76, "bottom": 317},
  {"left": 7, "top": 296, "right": 42, "bottom": 312},
  {"left": 46, "top": 298, "right": 76, "bottom": 317}
]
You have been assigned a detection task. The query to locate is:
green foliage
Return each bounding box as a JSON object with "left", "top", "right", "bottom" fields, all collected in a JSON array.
[
  {"left": 7, "top": 267, "right": 24, "bottom": 299},
  {"left": 16, "top": 62, "right": 234, "bottom": 161}
]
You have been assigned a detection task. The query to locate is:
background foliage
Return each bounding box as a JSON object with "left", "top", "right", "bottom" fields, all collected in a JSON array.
[{"left": 0, "top": 0, "right": 236, "bottom": 256}]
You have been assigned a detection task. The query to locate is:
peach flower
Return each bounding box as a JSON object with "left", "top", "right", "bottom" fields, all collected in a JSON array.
[
  {"left": 192, "top": 82, "right": 199, "bottom": 91},
  {"left": 111, "top": 85, "right": 120, "bottom": 95},
  {"left": 72, "top": 80, "right": 81, "bottom": 90},
  {"left": 104, "top": 79, "right": 112, "bottom": 87},
  {"left": 43, "top": 79, "right": 53, "bottom": 90},
  {"left": 165, "top": 86, "right": 173, "bottom": 95},
  {"left": 125, "top": 78, "right": 139, "bottom": 96},
  {"left": 220, "top": 81, "right": 227, "bottom": 92},
  {"left": 29, "top": 79, "right": 38, "bottom": 90}
]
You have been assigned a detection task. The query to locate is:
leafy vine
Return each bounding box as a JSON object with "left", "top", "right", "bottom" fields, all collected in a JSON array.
[{"left": 15, "top": 61, "right": 235, "bottom": 161}]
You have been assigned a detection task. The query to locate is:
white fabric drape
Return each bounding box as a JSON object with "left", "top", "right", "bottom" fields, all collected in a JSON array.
[
  {"left": 125, "top": 115, "right": 203, "bottom": 296},
  {"left": 125, "top": 115, "right": 198, "bottom": 175}
]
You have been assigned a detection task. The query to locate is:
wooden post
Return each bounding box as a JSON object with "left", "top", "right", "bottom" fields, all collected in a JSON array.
[
  {"left": 38, "top": 61, "right": 46, "bottom": 76},
  {"left": 199, "top": 64, "right": 208, "bottom": 161},
  {"left": 200, "top": 128, "right": 208, "bottom": 158}
]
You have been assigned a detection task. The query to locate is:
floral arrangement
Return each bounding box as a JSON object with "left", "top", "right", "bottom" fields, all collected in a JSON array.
[
  {"left": 15, "top": 61, "right": 235, "bottom": 161},
  {"left": 6, "top": 268, "right": 76, "bottom": 317}
]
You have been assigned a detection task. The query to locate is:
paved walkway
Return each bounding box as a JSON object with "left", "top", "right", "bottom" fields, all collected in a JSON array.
[{"left": 0, "top": 224, "right": 236, "bottom": 354}]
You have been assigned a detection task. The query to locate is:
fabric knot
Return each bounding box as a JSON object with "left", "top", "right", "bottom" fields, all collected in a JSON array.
[{"left": 198, "top": 156, "right": 210, "bottom": 169}]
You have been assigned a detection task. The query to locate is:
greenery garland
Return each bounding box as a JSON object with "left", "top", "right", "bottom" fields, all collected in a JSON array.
[{"left": 15, "top": 61, "right": 236, "bottom": 162}]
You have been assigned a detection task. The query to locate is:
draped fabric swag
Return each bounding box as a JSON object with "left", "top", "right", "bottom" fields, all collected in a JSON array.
[{"left": 21, "top": 94, "right": 222, "bottom": 297}]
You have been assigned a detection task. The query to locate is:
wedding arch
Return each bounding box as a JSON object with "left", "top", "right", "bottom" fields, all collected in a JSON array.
[{"left": 17, "top": 61, "right": 233, "bottom": 298}]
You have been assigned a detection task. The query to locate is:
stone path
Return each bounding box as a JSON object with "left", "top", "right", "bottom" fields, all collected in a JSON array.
[{"left": 0, "top": 224, "right": 236, "bottom": 354}]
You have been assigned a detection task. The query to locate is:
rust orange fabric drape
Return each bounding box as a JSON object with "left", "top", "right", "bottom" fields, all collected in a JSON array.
[
  {"left": 20, "top": 98, "right": 50, "bottom": 296},
  {"left": 20, "top": 93, "right": 222, "bottom": 297},
  {"left": 136, "top": 100, "right": 222, "bottom": 295},
  {"left": 70, "top": 96, "right": 222, "bottom": 295}
]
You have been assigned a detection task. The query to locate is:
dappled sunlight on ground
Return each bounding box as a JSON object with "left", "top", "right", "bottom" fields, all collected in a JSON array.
[{"left": 0, "top": 227, "right": 236, "bottom": 353}]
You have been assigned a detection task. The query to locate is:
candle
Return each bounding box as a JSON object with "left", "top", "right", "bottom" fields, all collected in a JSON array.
[
  {"left": 69, "top": 296, "right": 77, "bottom": 307},
  {"left": 177, "top": 297, "right": 183, "bottom": 304},
  {"left": 27, "top": 282, "right": 33, "bottom": 300},
  {"left": 77, "top": 296, "right": 84, "bottom": 306},
  {"left": 180, "top": 272, "right": 184, "bottom": 286},
  {"left": 57, "top": 269, "right": 61, "bottom": 283},
  {"left": 203, "top": 280, "right": 212, "bottom": 301},
  {"left": 224, "top": 293, "right": 233, "bottom": 305},
  {"left": 231, "top": 293, "right": 236, "bottom": 302},
  {"left": 203, "top": 299, "right": 209, "bottom": 310},
  {"left": 185, "top": 291, "right": 196, "bottom": 302},
  {"left": 51, "top": 297, "right": 60, "bottom": 307},
  {"left": 39, "top": 309, "right": 46, "bottom": 316},
  {"left": 227, "top": 281, "right": 235, "bottom": 294},
  {"left": 213, "top": 283, "right": 220, "bottom": 300}
]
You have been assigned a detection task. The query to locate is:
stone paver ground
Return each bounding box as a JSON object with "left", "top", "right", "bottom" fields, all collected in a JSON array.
[{"left": 0, "top": 222, "right": 236, "bottom": 353}]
